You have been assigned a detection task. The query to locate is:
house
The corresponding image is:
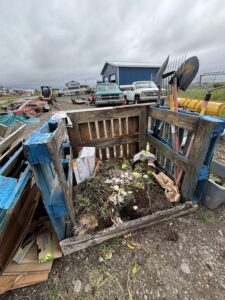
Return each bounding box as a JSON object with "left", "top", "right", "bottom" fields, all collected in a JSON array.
[
  {"left": 100, "top": 61, "right": 160, "bottom": 86},
  {"left": 65, "top": 80, "right": 80, "bottom": 89}
]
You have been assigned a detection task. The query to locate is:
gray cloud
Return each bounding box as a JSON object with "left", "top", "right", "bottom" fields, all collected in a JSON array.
[{"left": 0, "top": 0, "right": 225, "bottom": 88}]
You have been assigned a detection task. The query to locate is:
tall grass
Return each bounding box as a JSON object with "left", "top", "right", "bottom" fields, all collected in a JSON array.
[{"left": 178, "top": 83, "right": 225, "bottom": 102}]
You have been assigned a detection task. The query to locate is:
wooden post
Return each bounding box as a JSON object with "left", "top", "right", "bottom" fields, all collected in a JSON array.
[
  {"left": 139, "top": 106, "right": 148, "bottom": 150},
  {"left": 181, "top": 118, "right": 216, "bottom": 201}
]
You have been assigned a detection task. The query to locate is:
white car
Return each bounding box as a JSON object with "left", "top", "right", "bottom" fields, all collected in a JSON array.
[
  {"left": 125, "top": 81, "right": 166, "bottom": 104},
  {"left": 58, "top": 87, "right": 80, "bottom": 97}
]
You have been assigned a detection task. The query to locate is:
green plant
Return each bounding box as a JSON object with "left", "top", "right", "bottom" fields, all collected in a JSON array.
[
  {"left": 196, "top": 210, "right": 210, "bottom": 223},
  {"left": 108, "top": 236, "right": 121, "bottom": 245},
  {"left": 49, "top": 287, "right": 61, "bottom": 299}
]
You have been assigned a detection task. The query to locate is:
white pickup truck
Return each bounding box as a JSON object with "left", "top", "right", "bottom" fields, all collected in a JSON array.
[{"left": 125, "top": 81, "right": 166, "bottom": 104}]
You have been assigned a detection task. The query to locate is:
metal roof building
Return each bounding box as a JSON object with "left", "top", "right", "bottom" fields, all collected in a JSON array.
[
  {"left": 100, "top": 61, "right": 160, "bottom": 85},
  {"left": 65, "top": 80, "right": 80, "bottom": 88}
]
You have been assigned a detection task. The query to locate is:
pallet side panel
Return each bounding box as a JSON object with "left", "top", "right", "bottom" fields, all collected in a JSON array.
[{"left": 68, "top": 105, "right": 149, "bottom": 160}]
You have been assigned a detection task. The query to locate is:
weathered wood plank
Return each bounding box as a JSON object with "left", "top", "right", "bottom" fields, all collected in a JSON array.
[
  {"left": 0, "top": 124, "right": 7, "bottom": 138},
  {"left": 105, "top": 120, "right": 114, "bottom": 158},
  {"left": 67, "top": 115, "right": 81, "bottom": 158},
  {"left": 148, "top": 107, "right": 198, "bottom": 131},
  {"left": 79, "top": 123, "right": 90, "bottom": 142},
  {"left": 47, "top": 140, "right": 76, "bottom": 226},
  {"left": 121, "top": 118, "right": 127, "bottom": 156},
  {"left": 0, "top": 182, "right": 40, "bottom": 273},
  {"left": 80, "top": 133, "right": 139, "bottom": 149},
  {"left": 66, "top": 103, "right": 152, "bottom": 123},
  {"left": 128, "top": 116, "right": 139, "bottom": 155},
  {"left": 98, "top": 121, "right": 107, "bottom": 160},
  {"left": 147, "top": 134, "right": 188, "bottom": 172},
  {"left": 89, "top": 122, "right": 97, "bottom": 139},
  {"left": 139, "top": 106, "right": 148, "bottom": 150},
  {"left": 60, "top": 202, "right": 197, "bottom": 255},
  {"left": 52, "top": 120, "right": 68, "bottom": 153},
  {"left": 0, "top": 124, "right": 26, "bottom": 155},
  {"left": 181, "top": 118, "right": 216, "bottom": 200},
  {"left": 113, "top": 119, "right": 121, "bottom": 157}
]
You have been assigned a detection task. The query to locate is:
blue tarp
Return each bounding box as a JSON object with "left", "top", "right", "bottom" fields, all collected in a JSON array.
[{"left": 0, "top": 113, "right": 39, "bottom": 126}]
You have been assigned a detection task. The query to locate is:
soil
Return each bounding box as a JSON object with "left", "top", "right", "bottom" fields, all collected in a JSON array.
[
  {"left": 73, "top": 158, "right": 173, "bottom": 236},
  {"left": 120, "top": 179, "right": 173, "bottom": 220},
  {"left": 1, "top": 97, "right": 225, "bottom": 300}
]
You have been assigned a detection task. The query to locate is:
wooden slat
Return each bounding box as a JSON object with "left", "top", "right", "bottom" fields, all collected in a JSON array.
[
  {"left": 181, "top": 118, "right": 216, "bottom": 200},
  {"left": 0, "top": 182, "right": 40, "bottom": 273},
  {"left": 113, "top": 119, "right": 121, "bottom": 157},
  {"left": 47, "top": 141, "right": 76, "bottom": 226},
  {"left": 67, "top": 115, "right": 81, "bottom": 158},
  {"left": 148, "top": 107, "right": 198, "bottom": 131},
  {"left": 139, "top": 106, "right": 148, "bottom": 150},
  {"left": 121, "top": 118, "right": 127, "bottom": 156},
  {"left": 105, "top": 120, "right": 114, "bottom": 158},
  {"left": 80, "top": 133, "right": 139, "bottom": 150},
  {"left": 79, "top": 123, "right": 90, "bottom": 142},
  {"left": 66, "top": 104, "right": 151, "bottom": 124},
  {"left": 128, "top": 116, "right": 139, "bottom": 155},
  {"left": 0, "top": 124, "right": 26, "bottom": 155},
  {"left": 147, "top": 134, "right": 188, "bottom": 172},
  {"left": 52, "top": 120, "right": 68, "bottom": 153},
  {"left": 0, "top": 124, "right": 7, "bottom": 138},
  {"left": 98, "top": 121, "right": 107, "bottom": 160},
  {"left": 89, "top": 122, "right": 97, "bottom": 139},
  {"left": 60, "top": 202, "right": 197, "bottom": 255},
  {"left": 89, "top": 122, "right": 100, "bottom": 158}
]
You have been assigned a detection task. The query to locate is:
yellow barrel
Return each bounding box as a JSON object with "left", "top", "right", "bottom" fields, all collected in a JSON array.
[
  {"left": 205, "top": 102, "right": 225, "bottom": 117},
  {"left": 186, "top": 99, "right": 201, "bottom": 112},
  {"left": 178, "top": 98, "right": 225, "bottom": 117}
]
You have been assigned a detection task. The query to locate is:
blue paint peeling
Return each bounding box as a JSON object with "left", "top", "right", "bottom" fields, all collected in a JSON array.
[
  {"left": 23, "top": 118, "right": 70, "bottom": 240},
  {"left": 24, "top": 119, "right": 60, "bottom": 165},
  {"left": 0, "top": 165, "right": 32, "bottom": 232}
]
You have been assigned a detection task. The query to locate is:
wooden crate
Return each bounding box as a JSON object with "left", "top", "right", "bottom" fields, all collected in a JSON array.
[
  {"left": 59, "top": 104, "right": 225, "bottom": 255},
  {"left": 66, "top": 104, "right": 225, "bottom": 202},
  {"left": 66, "top": 104, "right": 149, "bottom": 159}
]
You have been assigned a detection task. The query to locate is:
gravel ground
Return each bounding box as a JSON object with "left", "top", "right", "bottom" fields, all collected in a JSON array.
[{"left": 1, "top": 98, "right": 225, "bottom": 300}]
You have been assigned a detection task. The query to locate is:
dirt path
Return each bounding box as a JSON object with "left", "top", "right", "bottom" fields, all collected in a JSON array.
[{"left": 1, "top": 99, "right": 225, "bottom": 300}]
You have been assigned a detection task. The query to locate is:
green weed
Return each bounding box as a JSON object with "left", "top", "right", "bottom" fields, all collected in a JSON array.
[{"left": 196, "top": 210, "right": 210, "bottom": 223}]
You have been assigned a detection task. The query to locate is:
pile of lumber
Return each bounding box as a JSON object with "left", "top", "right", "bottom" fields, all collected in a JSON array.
[{"left": 0, "top": 140, "right": 62, "bottom": 295}]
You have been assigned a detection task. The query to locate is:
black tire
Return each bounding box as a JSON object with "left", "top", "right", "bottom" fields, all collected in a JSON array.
[
  {"left": 61, "top": 93, "right": 65, "bottom": 97},
  {"left": 124, "top": 96, "right": 128, "bottom": 105},
  {"left": 135, "top": 95, "right": 140, "bottom": 104}
]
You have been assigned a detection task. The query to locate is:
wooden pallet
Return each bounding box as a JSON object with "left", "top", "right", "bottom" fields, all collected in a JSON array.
[
  {"left": 55, "top": 105, "right": 224, "bottom": 255},
  {"left": 23, "top": 119, "right": 75, "bottom": 241},
  {"left": 66, "top": 104, "right": 225, "bottom": 202}
]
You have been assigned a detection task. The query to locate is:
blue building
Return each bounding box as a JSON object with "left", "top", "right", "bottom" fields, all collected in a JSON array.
[{"left": 100, "top": 61, "right": 160, "bottom": 86}]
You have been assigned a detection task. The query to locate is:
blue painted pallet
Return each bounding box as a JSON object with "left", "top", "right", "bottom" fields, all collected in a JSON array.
[
  {"left": 0, "top": 145, "right": 32, "bottom": 233},
  {"left": 149, "top": 107, "right": 225, "bottom": 203},
  {"left": 23, "top": 118, "right": 75, "bottom": 241},
  {"left": 193, "top": 116, "right": 225, "bottom": 203}
]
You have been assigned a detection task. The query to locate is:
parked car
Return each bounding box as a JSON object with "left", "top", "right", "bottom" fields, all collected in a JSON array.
[
  {"left": 125, "top": 81, "right": 166, "bottom": 104},
  {"left": 93, "top": 83, "right": 125, "bottom": 106},
  {"left": 58, "top": 86, "right": 80, "bottom": 97}
]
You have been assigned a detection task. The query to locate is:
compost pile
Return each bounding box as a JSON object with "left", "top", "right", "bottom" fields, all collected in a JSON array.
[{"left": 73, "top": 159, "right": 174, "bottom": 235}]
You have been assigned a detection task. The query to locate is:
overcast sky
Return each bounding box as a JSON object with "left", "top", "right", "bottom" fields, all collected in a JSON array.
[{"left": 1, "top": 0, "right": 225, "bottom": 88}]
